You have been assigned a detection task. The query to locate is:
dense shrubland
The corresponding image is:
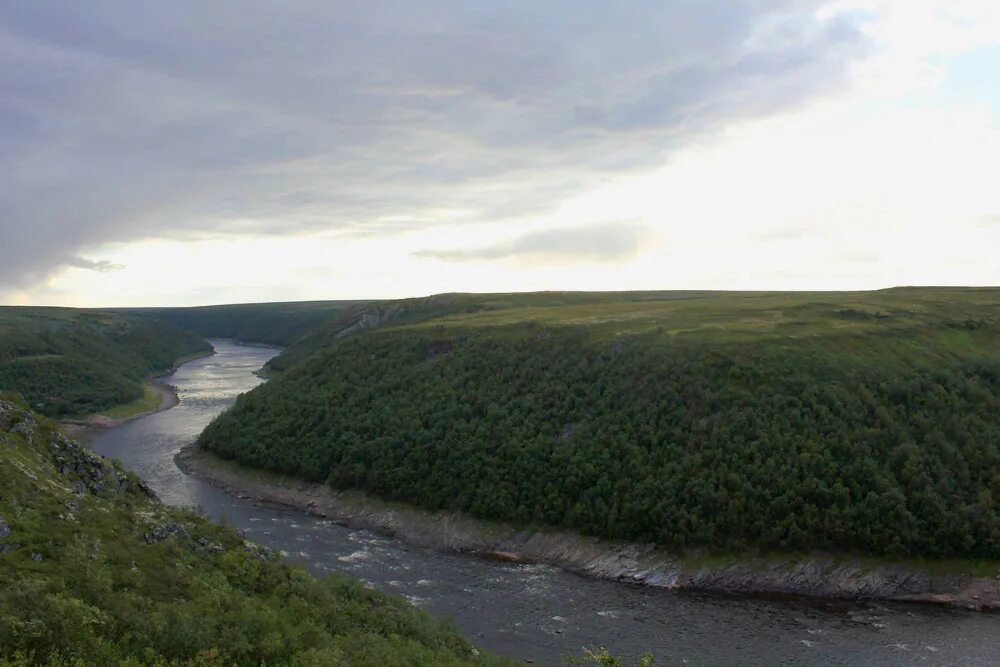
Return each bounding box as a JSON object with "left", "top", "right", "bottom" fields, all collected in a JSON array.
[
  {"left": 0, "top": 394, "right": 505, "bottom": 666},
  {"left": 199, "top": 288, "right": 1000, "bottom": 560},
  {"left": 0, "top": 308, "right": 210, "bottom": 417}
]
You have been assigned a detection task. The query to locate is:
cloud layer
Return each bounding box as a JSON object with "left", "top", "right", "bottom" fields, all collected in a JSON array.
[
  {"left": 1, "top": 1, "right": 870, "bottom": 290},
  {"left": 64, "top": 256, "right": 125, "bottom": 272},
  {"left": 416, "top": 222, "right": 651, "bottom": 263}
]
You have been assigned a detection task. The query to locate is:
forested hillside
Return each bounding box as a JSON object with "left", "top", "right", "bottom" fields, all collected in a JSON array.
[
  {"left": 0, "top": 308, "right": 210, "bottom": 417},
  {"left": 199, "top": 288, "right": 1000, "bottom": 560},
  {"left": 0, "top": 394, "right": 505, "bottom": 666},
  {"left": 131, "top": 301, "right": 362, "bottom": 347}
]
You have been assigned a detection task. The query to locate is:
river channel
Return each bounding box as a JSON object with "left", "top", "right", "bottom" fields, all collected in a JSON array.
[{"left": 87, "top": 340, "right": 1000, "bottom": 665}]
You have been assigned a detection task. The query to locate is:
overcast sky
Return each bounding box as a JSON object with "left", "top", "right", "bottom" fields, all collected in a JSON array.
[{"left": 3, "top": 1, "right": 999, "bottom": 306}]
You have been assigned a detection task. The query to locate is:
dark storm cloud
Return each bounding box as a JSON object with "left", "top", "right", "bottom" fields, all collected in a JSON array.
[
  {"left": 416, "top": 222, "right": 650, "bottom": 263},
  {"left": 0, "top": 1, "right": 871, "bottom": 288}
]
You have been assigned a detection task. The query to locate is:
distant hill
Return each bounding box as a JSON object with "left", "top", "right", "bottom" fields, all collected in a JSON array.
[
  {"left": 198, "top": 287, "right": 1000, "bottom": 560},
  {"left": 0, "top": 307, "right": 210, "bottom": 417},
  {"left": 0, "top": 394, "right": 505, "bottom": 666},
  {"left": 129, "top": 300, "right": 364, "bottom": 347}
]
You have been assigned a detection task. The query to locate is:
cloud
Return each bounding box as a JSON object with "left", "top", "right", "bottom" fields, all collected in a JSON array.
[
  {"left": 750, "top": 226, "right": 819, "bottom": 243},
  {"left": 65, "top": 256, "right": 125, "bottom": 272},
  {"left": 0, "top": 1, "right": 871, "bottom": 290},
  {"left": 416, "top": 222, "right": 651, "bottom": 263}
]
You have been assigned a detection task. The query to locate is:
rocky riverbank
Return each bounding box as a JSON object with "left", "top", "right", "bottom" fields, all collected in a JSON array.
[{"left": 176, "top": 444, "right": 1000, "bottom": 611}]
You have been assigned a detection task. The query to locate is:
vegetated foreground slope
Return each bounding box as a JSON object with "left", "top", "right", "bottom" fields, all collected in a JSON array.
[
  {"left": 0, "top": 395, "right": 504, "bottom": 666},
  {"left": 0, "top": 308, "right": 210, "bottom": 417},
  {"left": 130, "top": 300, "right": 364, "bottom": 347},
  {"left": 199, "top": 288, "right": 1000, "bottom": 561}
]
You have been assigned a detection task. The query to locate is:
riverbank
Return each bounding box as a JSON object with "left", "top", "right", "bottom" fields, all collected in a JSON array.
[
  {"left": 60, "top": 381, "right": 178, "bottom": 442},
  {"left": 61, "top": 349, "right": 215, "bottom": 441},
  {"left": 176, "top": 443, "right": 1000, "bottom": 612}
]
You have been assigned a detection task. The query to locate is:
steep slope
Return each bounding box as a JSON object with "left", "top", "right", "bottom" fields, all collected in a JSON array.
[
  {"left": 0, "top": 395, "right": 505, "bottom": 666},
  {"left": 0, "top": 308, "right": 210, "bottom": 417},
  {"left": 198, "top": 288, "right": 1000, "bottom": 561}
]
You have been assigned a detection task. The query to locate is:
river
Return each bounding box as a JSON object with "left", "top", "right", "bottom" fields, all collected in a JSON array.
[{"left": 87, "top": 340, "right": 1000, "bottom": 666}]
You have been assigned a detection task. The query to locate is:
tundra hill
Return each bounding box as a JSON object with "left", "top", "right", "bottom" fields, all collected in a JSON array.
[
  {"left": 0, "top": 308, "right": 210, "bottom": 417},
  {"left": 0, "top": 394, "right": 506, "bottom": 666},
  {"left": 128, "top": 300, "right": 365, "bottom": 347},
  {"left": 198, "top": 287, "right": 1000, "bottom": 561}
]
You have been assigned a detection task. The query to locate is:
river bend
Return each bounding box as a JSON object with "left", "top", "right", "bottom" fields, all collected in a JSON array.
[{"left": 87, "top": 341, "right": 1000, "bottom": 666}]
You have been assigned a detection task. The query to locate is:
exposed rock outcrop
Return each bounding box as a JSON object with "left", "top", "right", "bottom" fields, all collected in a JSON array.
[{"left": 2, "top": 396, "right": 155, "bottom": 500}]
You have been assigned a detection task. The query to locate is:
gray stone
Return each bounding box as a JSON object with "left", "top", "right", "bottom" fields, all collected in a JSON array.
[
  {"left": 197, "top": 537, "right": 225, "bottom": 554},
  {"left": 144, "top": 522, "right": 190, "bottom": 544}
]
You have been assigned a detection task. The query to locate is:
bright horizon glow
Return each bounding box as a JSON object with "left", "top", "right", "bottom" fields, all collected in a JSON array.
[{"left": 3, "top": 1, "right": 999, "bottom": 307}]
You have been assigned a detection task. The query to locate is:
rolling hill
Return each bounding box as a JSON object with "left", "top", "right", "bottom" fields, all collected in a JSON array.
[
  {"left": 198, "top": 288, "right": 1000, "bottom": 560},
  {"left": 0, "top": 308, "right": 210, "bottom": 417}
]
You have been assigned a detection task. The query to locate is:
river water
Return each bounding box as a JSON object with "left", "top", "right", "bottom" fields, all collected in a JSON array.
[{"left": 87, "top": 340, "right": 1000, "bottom": 666}]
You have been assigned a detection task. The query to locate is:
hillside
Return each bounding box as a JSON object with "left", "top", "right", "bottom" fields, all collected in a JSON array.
[
  {"left": 198, "top": 287, "right": 1000, "bottom": 561},
  {"left": 0, "top": 308, "right": 210, "bottom": 417},
  {"left": 130, "top": 301, "right": 364, "bottom": 347},
  {"left": 0, "top": 394, "right": 506, "bottom": 666}
]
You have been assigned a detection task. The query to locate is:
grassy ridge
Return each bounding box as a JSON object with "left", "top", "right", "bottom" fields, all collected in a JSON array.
[
  {"left": 0, "top": 308, "right": 211, "bottom": 417},
  {"left": 198, "top": 288, "right": 1000, "bottom": 561},
  {"left": 260, "top": 287, "right": 999, "bottom": 370},
  {"left": 0, "top": 394, "right": 506, "bottom": 666}
]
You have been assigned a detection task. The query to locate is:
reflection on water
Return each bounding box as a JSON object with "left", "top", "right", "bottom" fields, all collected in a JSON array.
[{"left": 88, "top": 340, "right": 1000, "bottom": 666}]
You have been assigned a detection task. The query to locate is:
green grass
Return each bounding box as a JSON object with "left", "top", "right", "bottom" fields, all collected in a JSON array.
[
  {"left": 389, "top": 287, "right": 1000, "bottom": 341},
  {"left": 0, "top": 394, "right": 508, "bottom": 666},
  {"left": 255, "top": 287, "right": 1000, "bottom": 373},
  {"left": 98, "top": 383, "right": 165, "bottom": 420}
]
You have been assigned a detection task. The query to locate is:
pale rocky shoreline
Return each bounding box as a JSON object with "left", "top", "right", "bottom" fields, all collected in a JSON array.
[{"left": 175, "top": 443, "right": 1000, "bottom": 612}]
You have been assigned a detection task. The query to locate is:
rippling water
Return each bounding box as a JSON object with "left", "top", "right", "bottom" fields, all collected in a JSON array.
[{"left": 87, "top": 340, "right": 1000, "bottom": 666}]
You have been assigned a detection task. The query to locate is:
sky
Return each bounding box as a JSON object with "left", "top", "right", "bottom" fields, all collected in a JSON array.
[{"left": 2, "top": 1, "right": 999, "bottom": 307}]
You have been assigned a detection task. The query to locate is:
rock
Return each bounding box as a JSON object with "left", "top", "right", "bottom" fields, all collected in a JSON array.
[
  {"left": 481, "top": 550, "right": 522, "bottom": 563},
  {"left": 560, "top": 422, "right": 578, "bottom": 441},
  {"left": 0, "top": 519, "right": 10, "bottom": 541},
  {"left": 30, "top": 552, "right": 43, "bottom": 562},
  {"left": 243, "top": 540, "right": 273, "bottom": 561},
  {"left": 144, "top": 522, "right": 190, "bottom": 544},
  {"left": 197, "top": 537, "right": 225, "bottom": 554}
]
